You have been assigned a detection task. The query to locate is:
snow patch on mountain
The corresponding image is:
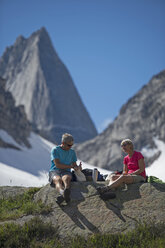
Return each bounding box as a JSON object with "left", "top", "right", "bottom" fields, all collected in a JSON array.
[
  {"left": 0, "top": 130, "right": 111, "bottom": 187},
  {"left": 145, "top": 139, "right": 165, "bottom": 181},
  {"left": 0, "top": 162, "right": 48, "bottom": 187},
  {"left": 141, "top": 141, "right": 159, "bottom": 158},
  {"left": 0, "top": 130, "right": 54, "bottom": 174},
  {"left": 0, "top": 130, "right": 164, "bottom": 186}
]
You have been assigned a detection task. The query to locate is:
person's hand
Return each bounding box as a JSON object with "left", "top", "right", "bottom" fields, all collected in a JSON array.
[
  {"left": 73, "top": 165, "right": 79, "bottom": 171},
  {"left": 79, "top": 162, "right": 82, "bottom": 170}
]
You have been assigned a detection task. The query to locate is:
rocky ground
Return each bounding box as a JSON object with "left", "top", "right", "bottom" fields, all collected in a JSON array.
[{"left": 0, "top": 181, "right": 165, "bottom": 240}]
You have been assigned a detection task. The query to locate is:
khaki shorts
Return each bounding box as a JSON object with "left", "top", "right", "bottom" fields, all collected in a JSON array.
[
  {"left": 131, "top": 175, "right": 146, "bottom": 183},
  {"left": 49, "top": 170, "right": 72, "bottom": 186}
]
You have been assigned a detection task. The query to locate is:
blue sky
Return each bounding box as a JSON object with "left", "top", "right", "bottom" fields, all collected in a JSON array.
[{"left": 0, "top": 0, "right": 165, "bottom": 132}]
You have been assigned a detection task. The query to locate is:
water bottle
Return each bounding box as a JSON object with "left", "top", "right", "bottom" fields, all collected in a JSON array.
[{"left": 92, "top": 168, "right": 98, "bottom": 182}]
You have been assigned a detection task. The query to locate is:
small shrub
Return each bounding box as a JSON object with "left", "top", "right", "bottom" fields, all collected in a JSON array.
[
  {"left": 0, "top": 220, "right": 164, "bottom": 248},
  {"left": 68, "top": 222, "right": 165, "bottom": 248},
  {"left": 0, "top": 217, "right": 60, "bottom": 248},
  {"left": 0, "top": 187, "right": 52, "bottom": 221}
]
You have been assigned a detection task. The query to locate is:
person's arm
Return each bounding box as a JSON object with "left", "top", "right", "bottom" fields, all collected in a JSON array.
[
  {"left": 131, "top": 158, "right": 145, "bottom": 175},
  {"left": 54, "top": 158, "right": 74, "bottom": 169},
  {"left": 70, "top": 150, "right": 82, "bottom": 171},
  {"left": 123, "top": 164, "right": 128, "bottom": 175}
]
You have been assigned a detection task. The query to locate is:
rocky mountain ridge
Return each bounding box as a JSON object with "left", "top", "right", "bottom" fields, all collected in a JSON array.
[
  {"left": 0, "top": 27, "right": 97, "bottom": 144},
  {"left": 0, "top": 77, "right": 31, "bottom": 148},
  {"left": 75, "top": 70, "right": 165, "bottom": 170}
]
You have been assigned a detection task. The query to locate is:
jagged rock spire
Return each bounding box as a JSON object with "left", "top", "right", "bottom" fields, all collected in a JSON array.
[{"left": 0, "top": 27, "right": 97, "bottom": 144}]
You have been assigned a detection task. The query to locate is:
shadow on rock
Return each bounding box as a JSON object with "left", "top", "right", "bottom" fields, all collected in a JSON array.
[
  {"left": 149, "top": 182, "right": 165, "bottom": 192},
  {"left": 103, "top": 183, "right": 143, "bottom": 222},
  {"left": 59, "top": 183, "right": 100, "bottom": 233}
]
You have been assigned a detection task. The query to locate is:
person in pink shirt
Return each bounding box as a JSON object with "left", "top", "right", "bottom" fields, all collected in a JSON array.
[{"left": 97, "top": 139, "right": 146, "bottom": 195}]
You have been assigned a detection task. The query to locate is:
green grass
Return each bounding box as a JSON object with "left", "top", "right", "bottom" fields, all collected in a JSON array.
[
  {"left": 0, "top": 217, "right": 60, "bottom": 248},
  {"left": 0, "top": 187, "right": 52, "bottom": 221},
  {"left": 0, "top": 188, "right": 165, "bottom": 247},
  {"left": 0, "top": 219, "right": 164, "bottom": 248},
  {"left": 70, "top": 222, "right": 165, "bottom": 248}
]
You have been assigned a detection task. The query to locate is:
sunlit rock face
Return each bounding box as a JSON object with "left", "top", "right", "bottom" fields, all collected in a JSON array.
[
  {"left": 0, "top": 27, "right": 97, "bottom": 144},
  {"left": 75, "top": 70, "right": 165, "bottom": 171},
  {"left": 0, "top": 77, "right": 31, "bottom": 148}
]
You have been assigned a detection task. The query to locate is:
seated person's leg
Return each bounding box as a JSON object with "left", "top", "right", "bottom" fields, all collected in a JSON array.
[
  {"left": 108, "top": 174, "right": 122, "bottom": 185},
  {"left": 62, "top": 173, "right": 72, "bottom": 203},
  {"left": 53, "top": 175, "right": 64, "bottom": 194},
  {"left": 62, "top": 174, "right": 72, "bottom": 189},
  {"left": 50, "top": 173, "right": 65, "bottom": 204},
  {"left": 131, "top": 175, "right": 146, "bottom": 183},
  {"left": 109, "top": 174, "right": 133, "bottom": 189},
  {"left": 97, "top": 174, "right": 134, "bottom": 194},
  {"left": 49, "top": 171, "right": 63, "bottom": 189}
]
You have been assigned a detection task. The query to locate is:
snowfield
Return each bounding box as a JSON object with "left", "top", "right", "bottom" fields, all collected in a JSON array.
[
  {"left": 0, "top": 162, "right": 48, "bottom": 187},
  {"left": 0, "top": 130, "right": 164, "bottom": 186},
  {"left": 145, "top": 139, "right": 165, "bottom": 182},
  {"left": 0, "top": 130, "right": 111, "bottom": 187}
]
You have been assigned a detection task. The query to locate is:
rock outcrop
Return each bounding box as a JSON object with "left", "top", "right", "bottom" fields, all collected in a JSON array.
[
  {"left": 75, "top": 70, "right": 165, "bottom": 170},
  {"left": 0, "top": 27, "right": 97, "bottom": 144},
  {"left": 0, "top": 77, "right": 31, "bottom": 148},
  {"left": 0, "top": 182, "right": 165, "bottom": 239}
]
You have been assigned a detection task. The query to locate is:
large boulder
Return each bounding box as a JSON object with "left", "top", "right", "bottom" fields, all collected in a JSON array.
[{"left": 1, "top": 182, "right": 164, "bottom": 239}]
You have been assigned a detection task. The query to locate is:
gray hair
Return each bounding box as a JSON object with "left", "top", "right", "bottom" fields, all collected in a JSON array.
[
  {"left": 121, "top": 139, "right": 134, "bottom": 149},
  {"left": 62, "top": 133, "right": 74, "bottom": 143}
]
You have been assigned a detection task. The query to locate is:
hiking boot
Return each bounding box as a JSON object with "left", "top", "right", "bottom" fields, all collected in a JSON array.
[
  {"left": 64, "top": 188, "right": 71, "bottom": 203},
  {"left": 56, "top": 195, "right": 64, "bottom": 205},
  {"left": 96, "top": 185, "right": 111, "bottom": 195},
  {"left": 100, "top": 191, "right": 116, "bottom": 201}
]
